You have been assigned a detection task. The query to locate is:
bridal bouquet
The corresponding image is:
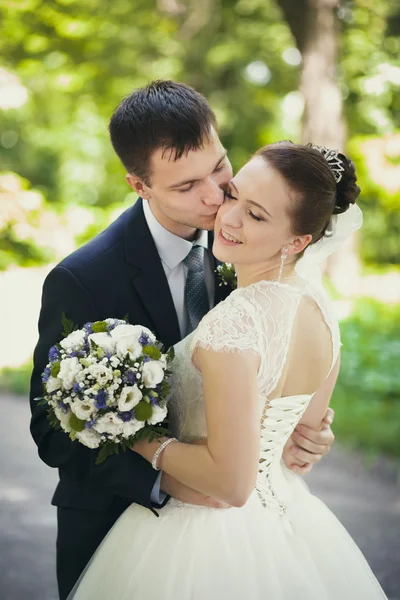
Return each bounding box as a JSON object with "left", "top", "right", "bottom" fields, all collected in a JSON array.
[{"left": 38, "top": 316, "right": 174, "bottom": 464}]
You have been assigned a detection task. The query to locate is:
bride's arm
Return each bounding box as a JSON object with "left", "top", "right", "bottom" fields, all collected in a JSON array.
[
  {"left": 299, "top": 354, "right": 340, "bottom": 429},
  {"left": 133, "top": 348, "right": 261, "bottom": 507}
]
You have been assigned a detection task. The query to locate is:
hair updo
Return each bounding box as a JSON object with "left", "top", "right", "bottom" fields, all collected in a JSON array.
[{"left": 255, "top": 141, "right": 361, "bottom": 245}]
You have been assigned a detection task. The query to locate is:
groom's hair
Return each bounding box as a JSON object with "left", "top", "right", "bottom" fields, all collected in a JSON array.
[{"left": 109, "top": 80, "right": 217, "bottom": 184}]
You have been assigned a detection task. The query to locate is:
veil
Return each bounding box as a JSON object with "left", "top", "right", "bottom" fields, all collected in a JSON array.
[{"left": 294, "top": 204, "right": 363, "bottom": 287}]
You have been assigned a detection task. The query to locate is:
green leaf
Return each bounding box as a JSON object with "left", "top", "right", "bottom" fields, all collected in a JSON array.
[
  {"left": 142, "top": 345, "right": 162, "bottom": 360},
  {"left": 69, "top": 413, "right": 86, "bottom": 432},
  {"left": 134, "top": 401, "right": 153, "bottom": 421},
  {"left": 167, "top": 346, "right": 175, "bottom": 362},
  {"left": 50, "top": 361, "right": 60, "bottom": 377},
  {"left": 92, "top": 321, "right": 108, "bottom": 333},
  {"left": 61, "top": 312, "right": 75, "bottom": 338}
]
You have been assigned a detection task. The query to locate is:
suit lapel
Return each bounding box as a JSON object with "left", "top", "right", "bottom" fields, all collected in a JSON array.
[{"left": 124, "top": 199, "right": 181, "bottom": 349}]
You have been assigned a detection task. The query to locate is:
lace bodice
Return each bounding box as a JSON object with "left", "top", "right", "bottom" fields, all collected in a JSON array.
[{"left": 168, "top": 279, "right": 340, "bottom": 513}]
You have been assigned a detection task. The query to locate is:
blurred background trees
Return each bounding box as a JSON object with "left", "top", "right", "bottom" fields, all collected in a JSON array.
[{"left": 1, "top": 0, "right": 399, "bottom": 456}]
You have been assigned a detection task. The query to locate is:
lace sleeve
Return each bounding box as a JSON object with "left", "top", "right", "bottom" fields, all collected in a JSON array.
[{"left": 189, "top": 291, "right": 261, "bottom": 358}]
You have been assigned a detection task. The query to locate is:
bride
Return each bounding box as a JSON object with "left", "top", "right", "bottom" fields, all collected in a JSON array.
[{"left": 69, "top": 142, "right": 387, "bottom": 599}]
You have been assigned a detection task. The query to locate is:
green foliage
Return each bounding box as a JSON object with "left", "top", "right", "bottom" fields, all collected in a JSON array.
[
  {"left": 91, "top": 320, "right": 108, "bottom": 333},
  {"left": 61, "top": 312, "right": 76, "bottom": 337},
  {"left": 134, "top": 400, "right": 153, "bottom": 421},
  {"left": 347, "top": 136, "right": 400, "bottom": 265},
  {"left": 332, "top": 298, "right": 400, "bottom": 457},
  {"left": 50, "top": 361, "right": 60, "bottom": 377},
  {"left": 69, "top": 413, "right": 86, "bottom": 432},
  {"left": 143, "top": 345, "right": 162, "bottom": 360},
  {"left": 0, "top": 0, "right": 399, "bottom": 268},
  {"left": 0, "top": 361, "right": 32, "bottom": 395}
]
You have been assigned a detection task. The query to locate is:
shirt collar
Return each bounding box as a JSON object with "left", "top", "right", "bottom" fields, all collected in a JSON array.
[{"left": 143, "top": 200, "right": 209, "bottom": 271}]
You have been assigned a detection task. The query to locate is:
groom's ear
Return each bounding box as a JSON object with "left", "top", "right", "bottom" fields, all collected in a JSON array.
[{"left": 126, "top": 173, "right": 151, "bottom": 199}]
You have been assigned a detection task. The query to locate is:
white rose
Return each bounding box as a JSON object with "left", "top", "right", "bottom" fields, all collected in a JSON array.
[
  {"left": 70, "top": 399, "right": 95, "bottom": 421},
  {"left": 115, "top": 337, "right": 142, "bottom": 361},
  {"left": 75, "top": 428, "right": 101, "bottom": 449},
  {"left": 60, "top": 329, "right": 86, "bottom": 352},
  {"left": 93, "top": 412, "right": 124, "bottom": 437},
  {"left": 54, "top": 406, "right": 72, "bottom": 433},
  {"left": 146, "top": 403, "right": 168, "bottom": 425},
  {"left": 111, "top": 324, "right": 156, "bottom": 360},
  {"left": 117, "top": 385, "right": 142, "bottom": 412},
  {"left": 88, "top": 332, "right": 116, "bottom": 354},
  {"left": 46, "top": 376, "right": 62, "bottom": 393},
  {"left": 141, "top": 361, "right": 165, "bottom": 388},
  {"left": 87, "top": 363, "right": 113, "bottom": 386},
  {"left": 58, "top": 357, "right": 83, "bottom": 390},
  {"left": 121, "top": 419, "right": 145, "bottom": 439},
  {"left": 111, "top": 324, "right": 155, "bottom": 343}
]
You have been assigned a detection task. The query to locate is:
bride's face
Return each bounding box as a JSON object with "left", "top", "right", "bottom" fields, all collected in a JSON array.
[{"left": 213, "top": 156, "right": 299, "bottom": 266}]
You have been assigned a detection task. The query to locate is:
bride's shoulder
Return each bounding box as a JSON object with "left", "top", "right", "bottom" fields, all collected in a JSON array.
[{"left": 226, "top": 280, "right": 302, "bottom": 309}]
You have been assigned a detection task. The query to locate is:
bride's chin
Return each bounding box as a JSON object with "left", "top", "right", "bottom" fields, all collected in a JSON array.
[{"left": 212, "top": 241, "right": 238, "bottom": 263}]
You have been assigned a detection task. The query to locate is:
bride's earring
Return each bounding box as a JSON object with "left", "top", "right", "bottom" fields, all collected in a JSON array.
[{"left": 278, "top": 247, "right": 288, "bottom": 282}]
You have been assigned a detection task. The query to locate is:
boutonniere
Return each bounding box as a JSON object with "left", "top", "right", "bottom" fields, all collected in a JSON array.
[{"left": 216, "top": 262, "right": 237, "bottom": 291}]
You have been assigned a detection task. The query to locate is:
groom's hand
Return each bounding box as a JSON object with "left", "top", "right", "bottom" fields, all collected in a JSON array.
[
  {"left": 160, "top": 473, "right": 231, "bottom": 508},
  {"left": 282, "top": 408, "right": 335, "bottom": 475}
]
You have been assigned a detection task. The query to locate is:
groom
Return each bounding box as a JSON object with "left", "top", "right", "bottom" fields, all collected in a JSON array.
[{"left": 30, "top": 80, "right": 335, "bottom": 599}]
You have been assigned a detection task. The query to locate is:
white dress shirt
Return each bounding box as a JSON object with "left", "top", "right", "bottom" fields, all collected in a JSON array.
[
  {"left": 142, "top": 199, "right": 215, "bottom": 504},
  {"left": 143, "top": 200, "right": 215, "bottom": 338}
]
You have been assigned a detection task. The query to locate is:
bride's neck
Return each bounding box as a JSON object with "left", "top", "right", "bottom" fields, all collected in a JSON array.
[{"left": 236, "top": 261, "right": 297, "bottom": 288}]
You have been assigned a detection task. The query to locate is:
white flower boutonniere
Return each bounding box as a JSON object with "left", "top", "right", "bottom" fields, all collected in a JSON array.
[{"left": 216, "top": 263, "right": 237, "bottom": 291}]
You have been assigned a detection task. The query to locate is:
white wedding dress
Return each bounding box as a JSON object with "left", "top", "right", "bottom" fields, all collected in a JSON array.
[{"left": 70, "top": 276, "right": 387, "bottom": 600}]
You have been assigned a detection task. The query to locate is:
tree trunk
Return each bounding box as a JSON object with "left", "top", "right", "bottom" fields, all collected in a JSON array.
[{"left": 277, "top": 0, "right": 361, "bottom": 295}]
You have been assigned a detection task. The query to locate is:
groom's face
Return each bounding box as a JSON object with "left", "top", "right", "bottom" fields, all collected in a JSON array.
[{"left": 129, "top": 129, "right": 233, "bottom": 238}]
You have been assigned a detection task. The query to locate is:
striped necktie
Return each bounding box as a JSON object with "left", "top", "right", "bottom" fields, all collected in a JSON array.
[{"left": 184, "top": 245, "right": 210, "bottom": 333}]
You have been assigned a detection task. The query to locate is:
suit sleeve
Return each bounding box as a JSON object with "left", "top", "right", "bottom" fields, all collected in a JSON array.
[{"left": 30, "top": 265, "right": 160, "bottom": 508}]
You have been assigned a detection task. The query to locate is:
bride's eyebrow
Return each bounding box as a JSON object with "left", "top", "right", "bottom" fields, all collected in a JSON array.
[{"left": 230, "top": 180, "right": 272, "bottom": 217}]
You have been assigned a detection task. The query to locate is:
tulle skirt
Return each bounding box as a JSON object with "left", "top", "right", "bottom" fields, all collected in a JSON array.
[{"left": 69, "top": 480, "right": 387, "bottom": 599}]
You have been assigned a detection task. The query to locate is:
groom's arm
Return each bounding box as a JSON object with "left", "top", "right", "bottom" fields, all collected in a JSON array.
[{"left": 30, "top": 265, "right": 161, "bottom": 508}]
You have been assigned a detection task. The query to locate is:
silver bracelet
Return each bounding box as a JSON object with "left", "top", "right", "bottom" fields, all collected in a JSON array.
[{"left": 151, "top": 437, "right": 178, "bottom": 471}]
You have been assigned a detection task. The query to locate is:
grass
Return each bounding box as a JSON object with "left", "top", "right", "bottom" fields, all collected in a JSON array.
[{"left": 0, "top": 361, "right": 32, "bottom": 396}]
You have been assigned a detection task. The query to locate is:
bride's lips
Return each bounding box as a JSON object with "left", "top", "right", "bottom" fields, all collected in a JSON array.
[{"left": 217, "top": 229, "right": 243, "bottom": 246}]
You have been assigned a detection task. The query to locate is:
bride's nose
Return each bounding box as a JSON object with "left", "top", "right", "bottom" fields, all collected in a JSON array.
[{"left": 220, "top": 204, "right": 242, "bottom": 229}]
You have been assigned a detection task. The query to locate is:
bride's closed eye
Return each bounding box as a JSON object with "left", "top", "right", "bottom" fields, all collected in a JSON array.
[
  {"left": 224, "top": 190, "right": 236, "bottom": 201},
  {"left": 224, "top": 190, "right": 264, "bottom": 222}
]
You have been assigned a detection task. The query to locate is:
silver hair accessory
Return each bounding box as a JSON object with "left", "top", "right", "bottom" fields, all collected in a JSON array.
[{"left": 310, "top": 145, "right": 345, "bottom": 183}]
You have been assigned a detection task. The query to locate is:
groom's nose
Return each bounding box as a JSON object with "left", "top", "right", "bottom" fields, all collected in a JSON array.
[{"left": 202, "top": 177, "right": 225, "bottom": 207}]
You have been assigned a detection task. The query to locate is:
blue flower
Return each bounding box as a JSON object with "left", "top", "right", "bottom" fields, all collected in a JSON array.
[
  {"left": 139, "top": 332, "right": 149, "bottom": 346},
  {"left": 72, "top": 382, "right": 81, "bottom": 395},
  {"left": 49, "top": 346, "right": 60, "bottom": 362},
  {"left": 95, "top": 389, "right": 108, "bottom": 410},
  {"left": 83, "top": 322, "right": 94, "bottom": 334},
  {"left": 119, "top": 410, "right": 134, "bottom": 422},
  {"left": 123, "top": 370, "right": 137, "bottom": 385},
  {"left": 85, "top": 418, "right": 97, "bottom": 430},
  {"left": 149, "top": 395, "right": 158, "bottom": 405},
  {"left": 42, "top": 366, "right": 51, "bottom": 383},
  {"left": 106, "top": 319, "right": 120, "bottom": 333},
  {"left": 58, "top": 401, "right": 69, "bottom": 414}
]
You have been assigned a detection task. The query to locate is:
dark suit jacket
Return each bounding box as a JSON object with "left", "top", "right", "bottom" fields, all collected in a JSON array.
[{"left": 29, "top": 198, "right": 230, "bottom": 513}]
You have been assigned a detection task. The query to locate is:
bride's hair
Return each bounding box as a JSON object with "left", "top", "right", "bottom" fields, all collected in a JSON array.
[{"left": 255, "top": 141, "right": 361, "bottom": 245}]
